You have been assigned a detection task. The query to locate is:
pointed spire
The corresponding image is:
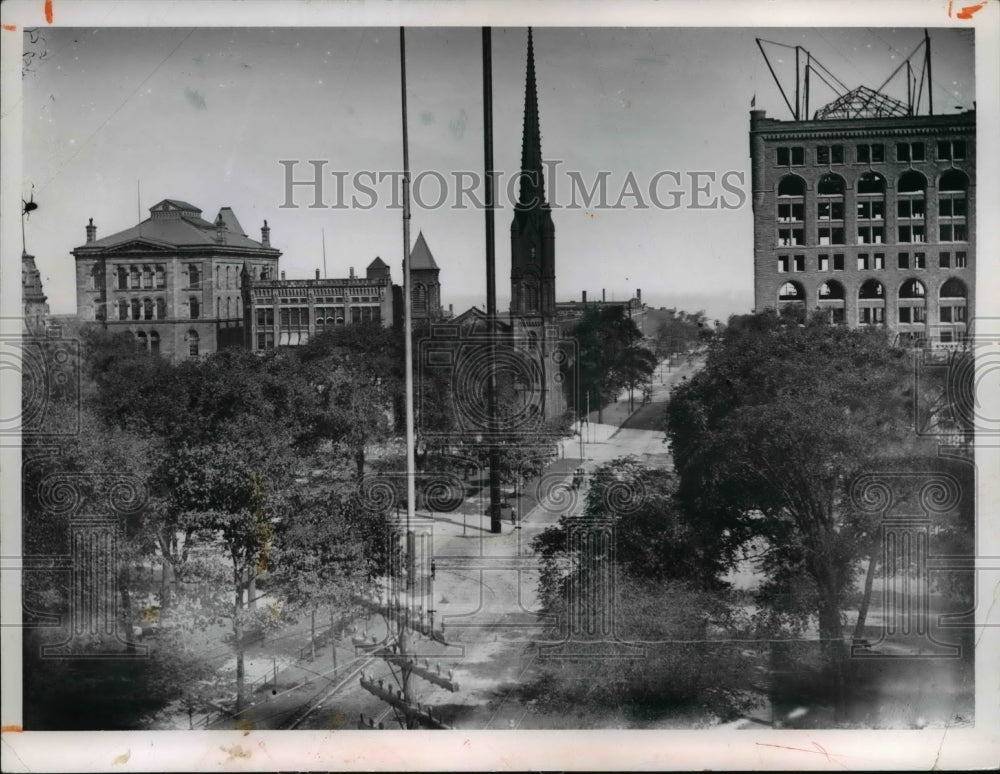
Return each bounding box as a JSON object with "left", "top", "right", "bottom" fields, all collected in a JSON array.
[{"left": 519, "top": 27, "right": 546, "bottom": 209}]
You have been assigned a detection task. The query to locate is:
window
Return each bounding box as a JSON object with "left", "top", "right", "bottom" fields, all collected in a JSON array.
[
  {"left": 778, "top": 228, "right": 805, "bottom": 246},
  {"left": 816, "top": 173, "right": 845, "bottom": 246},
  {"left": 913, "top": 252, "right": 926, "bottom": 270},
  {"left": 816, "top": 145, "right": 844, "bottom": 165},
  {"left": 860, "top": 306, "right": 885, "bottom": 324},
  {"left": 818, "top": 254, "right": 829, "bottom": 271},
  {"left": 900, "top": 278, "right": 926, "bottom": 298},
  {"left": 188, "top": 264, "right": 202, "bottom": 289},
  {"left": 216, "top": 298, "right": 221, "bottom": 318},
  {"left": 857, "top": 171, "right": 886, "bottom": 247},
  {"left": 256, "top": 308, "right": 275, "bottom": 349},
  {"left": 88, "top": 265, "right": 102, "bottom": 290},
  {"left": 857, "top": 143, "right": 885, "bottom": 163},
  {"left": 136, "top": 331, "right": 147, "bottom": 350},
  {"left": 896, "top": 170, "right": 927, "bottom": 244},
  {"left": 226, "top": 266, "right": 232, "bottom": 289},
  {"left": 131, "top": 298, "right": 141, "bottom": 320},
  {"left": 938, "top": 170, "right": 968, "bottom": 243},
  {"left": 143, "top": 298, "right": 153, "bottom": 320},
  {"left": 149, "top": 331, "right": 160, "bottom": 354},
  {"left": 955, "top": 251, "right": 967, "bottom": 269},
  {"left": 899, "top": 306, "right": 927, "bottom": 324},
  {"left": 937, "top": 140, "right": 967, "bottom": 161},
  {"left": 898, "top": 252, "right": 909, "bottom": 270},
  {"left": 818, "top": 280, "right": 845, "bottom": 300},
  {"left": 777, "top": 255, "right": 789, "bottom": 273},
  {"left": 117, "top": 266, "right": 128, "bottom": 290},
  {"left": 857, "top": 224, "right": 884, "bottom": 244},
  {"left": 156, "top": 298, "right": 166, "bottom": 319},
  {"left": 778, "top": 202, "right": 804, "bottom": 221},
  {"left": 413, "top": 283, "right": 428, "bottom": 315},
  {"left": 833, "top": 254, "right": 844, "bottom": 271},
  {"left": 142, "top": 266, "right": 152, "bottom": 289},
  {"left": 188, "top": 331, "right": 200, "bottom": 358},
  {"left": 215, "top": 266, "right": 221, "bottom": 288},
  {"left": 898, "top": 225, "right": 925, "bottom": 243},
  {"left": 777, "top": 146, "right": 804, "bottom": 166},
  {"left": 155, "top": 265, "right": 166, "bottom": 288},
  {"left": 227, "top": 297, "right": 233, "bottom": 319},
  {"left": 857, "top": 254, "right": 869, "bottom": 271},
  {"left": 190, "top": 297, "right": 200, "bottom": 320},
  {"left": 874, "top": 253, "right": 885, "bottom": 270},
  {"left": 129, "top": 266, "right": 140, "bottom": 289},
  {"left": 857, "top": 200, "right": 885, "bottom": 220},
  {"left": 793, "top": 255, "right": 805, "bottom": 272},
  {"left": 118, "top": 299, "right": 128, "bottom": 320},
  {"left": 778, "top": 281, "right": 804, "bottom": 302},
  {"left": 896, "top": 142, "right": 925, "bottom": 162}
]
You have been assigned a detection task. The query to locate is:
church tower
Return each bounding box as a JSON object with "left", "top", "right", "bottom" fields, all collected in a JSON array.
[{"left": 510, "top": 28, "right": 555, "bottom": 322}]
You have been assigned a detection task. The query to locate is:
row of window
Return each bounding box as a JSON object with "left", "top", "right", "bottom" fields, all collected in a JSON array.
[
  {"left": 780, "top": 277, "right": 967, "bottom": 302},
  {"left": 777, "top": 140, "right": 968, "bottom": 167},
  {"left": 807, "top": 306, "right": 967, "bottom": 326},
  {"left": 253, "top": 306, "right": 382, "bottom": 349},
  {"left": 778, "top": 250, "right": 967, "bottom": 273},
  {"left": 776, "top": 170, "right": 968, "bottom": 247},
  {"left": 123, "top": 329, "right": 201, "bottom": 358}
]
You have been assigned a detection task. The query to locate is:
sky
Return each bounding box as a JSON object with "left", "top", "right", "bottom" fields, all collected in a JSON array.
[{"left": 19, "top": 25, "right": 975, "bottom": 322}]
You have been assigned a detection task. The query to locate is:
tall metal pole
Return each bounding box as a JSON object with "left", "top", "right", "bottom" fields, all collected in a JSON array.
[
  {"left": 483, "top": 27, "right": 502, "bottom": 534},
  {"left": 398, "top": 25, "right": 416, "bottom": 724},
  {"left": 924, "top": 29, "right": 933, "bottom": 116}
]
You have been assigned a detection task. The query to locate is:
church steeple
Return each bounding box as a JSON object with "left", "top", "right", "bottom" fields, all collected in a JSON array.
[
  {"left": 510, "top": 28, "right": 555, "bottom": 320},
  {"left": 518, "top": 28, "right": 546, "bottom": 209}
]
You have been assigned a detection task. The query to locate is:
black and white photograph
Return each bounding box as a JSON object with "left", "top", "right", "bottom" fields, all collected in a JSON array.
[{"left": 2, "top": 1, "right": 998, "bottom": 770}]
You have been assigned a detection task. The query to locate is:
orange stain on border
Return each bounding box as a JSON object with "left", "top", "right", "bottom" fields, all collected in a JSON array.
[
  {"left": 2, "top": 24, "right": 17, "bottom": 31},
  {"left": 45, "top": 0, "right": 54, "bottom": 24},
  {"left": 956, "top": 2, "right": 986, "bottom": 18},
  {"left": 2, "top": 725, "right": 24, "bottom": 733}
]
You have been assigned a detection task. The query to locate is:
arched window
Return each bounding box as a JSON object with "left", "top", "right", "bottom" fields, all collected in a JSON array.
[
  {"left": 215, "top": 266, "right": 221, "bottom": 288},
  {"left": 777, "top": 281, "right": 804, "bottom": 302},
  {"left": 857, "top": 172, "right": 886, "bottom": 245},
  {"left": 899, "top": 279, "right": 926, "bottom": 298},
  {"left": 130, "top": 298, "right": 141, "bottom": 321},
  {"left": 412, "top": 283, "right": 427, "bottom": 315},
  {"left": 89, "top": 265, "right": 102, "bottom": 290},
  {"left": 130, "top": 266, "right": 140, "bottom": 289},
  {"left": 776, "top": 175, "right": 805, "bottom": 247},
  {"left": 188, "top": 330, "right": 200, "bottom": 358},
  {"left": 818, "top": 280, "right": 846, "bottom": 324},
  {"left": 118, "top": 299, "right": 128, "bottom": 321},
  {"left": 938, "top": 170, "right": 968, "bottom": 243},
  {"left": 190, "top": 297, "right": 200, "bottom": 320},
  {"left": 149, "top": 331, "right": 160, "bottom": 355},
  {"left": 226, "top": 297, "right": 233, "bottom": 319},
  {"left": 143, "top": 298, "right": 154, "bottom": 320},
  {"left": 818, "top": 280, "right": 845, "bottom": 300},
  {"left": 142, "top": 265, "right": 152, "bottom": 289},
  {"left": 939, "top": 277, "right": 968, "bottom": 327},
  {"left": 117, "top": 266, "right": 128, "bottom": 290},
  {"left": 216, "top": 298, "right": 221, "bottom": 318},
  {"left": 525, "top": 283, "right": 539, "bottom": 313},
  {"left": 155, "top": 298, "right": 166, "bottom": 319},
  {"left": 897, "top": 171, "right": 926, "bottom": 244},
  {"left": 155, "top": 265, "right": 166, "bottom": 288},
  {"left": 136, "top": 331, "right": 148, "bottom": 350},
  {"left": 817, "top": 173, "right": 845, "bottom": 245},
  {"left": 226, "top": 266, "right": 233, "bottom": 289},
  {"left": 858, "top": 279, "right": 886, "bottom": 326}
]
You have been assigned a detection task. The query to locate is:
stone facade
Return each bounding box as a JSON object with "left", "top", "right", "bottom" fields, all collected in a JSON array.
[
  {"left": 750, "top": 109, "right": 975, "bottom": 344},
  {"left": 71, "top": 199, "right": 280, "bottom": 360}
]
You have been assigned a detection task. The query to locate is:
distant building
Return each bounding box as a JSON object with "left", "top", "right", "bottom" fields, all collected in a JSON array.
[
  {"left": 22, "top": 250, "right": 51, "bottom": 336},
  {"left": 406, "top": 231, "right": 443, "bottom": 321},
  {"left": 242, "top": 258, "right": 395, "bottom": 351},
  {"left": 71, "top": 199, "right": 280, "bottom": 359},
  {"left": 749, "top": 99, "right": 975, "bottom": 345}
]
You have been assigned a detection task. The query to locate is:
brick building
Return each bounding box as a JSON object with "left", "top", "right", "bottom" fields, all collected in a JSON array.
[
  {"left": 72, "top": 199, "right": 280, "bottom": 359},
  {"left": 750, "top": 102, "right": 975, "bottom": 344},
  {"left": 241, "top": 258, "right": 396, "bottom": 352}
]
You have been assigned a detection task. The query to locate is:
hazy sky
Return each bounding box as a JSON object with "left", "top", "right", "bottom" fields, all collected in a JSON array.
[{"left": 21, "top": 26, "right": 974, "bottom": 320}]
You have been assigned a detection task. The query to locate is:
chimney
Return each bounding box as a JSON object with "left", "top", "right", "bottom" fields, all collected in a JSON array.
[
  {"left": 449, "top": 303, "right": 453, "bottom": 314},
  {"left": 636, "top": 288, "right": 642, "bottom": 305},
  {"left": 602, "top": 288, "right": 606, "bottom": 303},
  {"left": 214, "top": 213, "right": 226, "bottom": 244},
  {"left": 261, "top": 220, "right": 270, "bottom": 248},
  {"left": 350, "top": 266, "right": 355, "bottom": 279},
  {"left": 280, "top": 270, "right": 286, "bottom": 280},
  {"left": 315, "top": 268, "right": 320, "bottom": 280},
  {"left": 582, "top": 290, "right": 587, "bottom": 304},
  {"left": 86, "top": 218, "right": 96, "bottom": 243}
]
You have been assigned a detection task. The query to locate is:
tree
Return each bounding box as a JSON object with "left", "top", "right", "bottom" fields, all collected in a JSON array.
[
  {"left": 664, "top": 311, "right": 923, "bottom": 710},
  {"left": 572, "top": 306, "right": 655, "bottom": 422}
]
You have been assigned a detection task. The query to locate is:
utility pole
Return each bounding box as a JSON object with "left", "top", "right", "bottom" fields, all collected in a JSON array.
[{"left": 483, "top": 26, "right": 502, "bottom": 534}]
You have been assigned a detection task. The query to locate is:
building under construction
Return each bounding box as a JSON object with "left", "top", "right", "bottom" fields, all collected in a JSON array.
[{"left": 750, "top": 33, "right": 975, "bottom": 345}]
